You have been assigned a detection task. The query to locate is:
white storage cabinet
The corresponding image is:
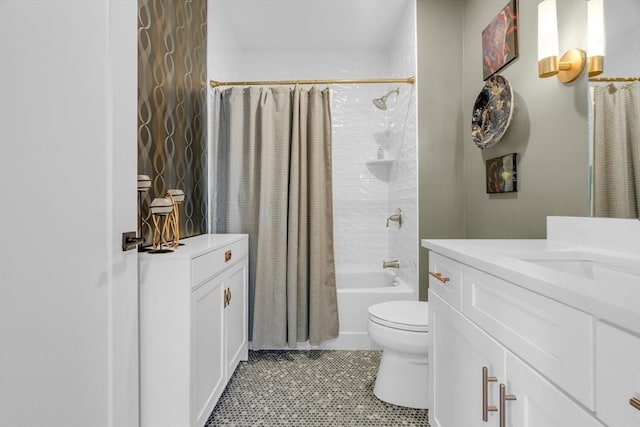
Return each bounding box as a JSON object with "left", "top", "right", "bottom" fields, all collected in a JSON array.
[{"left": 139, "top": 234, "right": 248, "bottom": 427}]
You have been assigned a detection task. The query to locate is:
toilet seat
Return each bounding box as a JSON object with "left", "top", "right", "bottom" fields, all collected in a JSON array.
[{"left": 368, "top": 301, "right": 428, "bottom": 333}]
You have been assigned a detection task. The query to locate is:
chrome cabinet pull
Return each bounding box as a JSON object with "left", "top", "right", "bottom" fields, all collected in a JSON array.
[
  {"left": 482, "top": 367, "right": 498, "bottom": 421},
  {"left": 499, "top": 384, "right": 517, "bottom": 427},
  {"left": 429, "top": 271, "right": 450, "bottom": 284},
  {"left": 630, "top": 397, "right": 640, "bottom": 411}
]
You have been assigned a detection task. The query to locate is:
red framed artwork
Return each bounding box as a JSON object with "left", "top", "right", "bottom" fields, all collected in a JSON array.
[{"left": 482, "top": 0, "right": 519, "bottom": 80}]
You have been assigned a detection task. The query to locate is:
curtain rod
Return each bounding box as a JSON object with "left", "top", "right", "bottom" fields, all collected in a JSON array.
[
  {"left": 589, "top": 77, "right": 639, "bottom": 82},
  {"left": 210, "top": 76, "right": 415, "bottom": 88}
]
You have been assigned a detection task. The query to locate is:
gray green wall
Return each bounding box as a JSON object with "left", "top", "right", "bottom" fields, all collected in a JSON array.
[
  {"left": 462, "top": 0, "right": 589, "bottom": 238},
  {"left": 417, "top": 0, "right": 590, "bottom": 299},
  {"left": 417, "top": 0, "right": 465, "bottom": 300}
]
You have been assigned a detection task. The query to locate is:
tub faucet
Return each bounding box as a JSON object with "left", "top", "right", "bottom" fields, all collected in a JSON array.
[{"left": 383, "top": 260, "right": 400, "bottom": 269}]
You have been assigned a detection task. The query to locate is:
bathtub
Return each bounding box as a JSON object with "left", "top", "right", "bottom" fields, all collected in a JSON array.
[{"left": 325, "top": 269, "right": 416, "bottom": 349}]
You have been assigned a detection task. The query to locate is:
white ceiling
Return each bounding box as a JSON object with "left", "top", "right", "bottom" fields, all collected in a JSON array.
[{"left": 213, "top": 0, "right": 411, "bottom": 51}]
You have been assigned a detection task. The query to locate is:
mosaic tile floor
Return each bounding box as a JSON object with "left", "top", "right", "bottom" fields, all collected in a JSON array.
[{"left": 206, "top": 350, "right": 429, "bottom": 427}]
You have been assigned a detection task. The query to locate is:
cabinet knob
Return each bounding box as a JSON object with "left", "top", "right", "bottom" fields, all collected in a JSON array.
[
  {"left": 631, "top": 397, "right": 640, "bottom": 411},
  {"left": 225, "top": 250, "right": 232, "bottom": 262},
  {"left": 499, "top": 384, "right": 516, "bottom": 427},
  {"left": 429, "top": 271, "right": 450, "bottom": 284},
  {"left": 482, "top": 366, "right": 498, "bottom": 421}
]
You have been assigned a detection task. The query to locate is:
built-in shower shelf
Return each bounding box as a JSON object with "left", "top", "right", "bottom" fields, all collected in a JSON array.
[
  {"left": 366, "top": 159, "right": 394, "bottom": 181},
  {"left": 366, "top": 159, "right": 395, "bottom": 166}
]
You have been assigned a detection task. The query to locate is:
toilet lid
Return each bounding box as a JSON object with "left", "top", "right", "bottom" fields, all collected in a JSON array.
[{"left": 368, "top": 301, "right": 428, "bottom": 332}]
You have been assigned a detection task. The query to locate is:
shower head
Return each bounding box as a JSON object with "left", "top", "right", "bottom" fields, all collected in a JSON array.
[{"left": 372, "top": 88, "right": 400, "bottom": 110}]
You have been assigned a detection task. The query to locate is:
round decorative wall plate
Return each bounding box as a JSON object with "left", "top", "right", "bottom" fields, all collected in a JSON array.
[{"left": 471, "top": 75, "right": 514, "bottom": 149}]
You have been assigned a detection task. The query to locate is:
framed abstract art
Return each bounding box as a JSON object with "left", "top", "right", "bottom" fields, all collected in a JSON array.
[
  {"left": 482, "top": 0, "right": 519, "bottom": 80},
  {"left": 486, "top": 153, "right": 517, "bottom": 194}
]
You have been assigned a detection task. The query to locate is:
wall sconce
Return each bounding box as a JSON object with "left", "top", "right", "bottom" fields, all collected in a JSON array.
[
  {"left": 587, "top": 0, "right": 605, "bottom": 76},
  {"left": 537, "top": 0, "right": 585, "bottom": 83}
]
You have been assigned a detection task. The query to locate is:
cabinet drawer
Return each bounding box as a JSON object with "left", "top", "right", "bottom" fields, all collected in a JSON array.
[
  {"left": 428, "top": 252, "right": 462, "bottom": 310},
  {"left": 192, "top": 239, "right": 248, "bottom": 288},
  {"left": 596, "top": 321, "right": 640, "bottom": 427},
  {"left": 460, "top": 265, "right": 595, "bottom": 409}
]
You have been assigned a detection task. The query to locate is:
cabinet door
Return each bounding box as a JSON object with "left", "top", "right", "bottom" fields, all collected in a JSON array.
[
  {"left": 224, "top": 258, "right": 249, "bottom": 379},
  {"left": 191, "top": 275, "right": 225, "bottom": 427},
  {"left": 595, "top": 321, "right": 640, "bottom": 427},
  {"left": 506, "top": 352, "right": 604, "bottom": 427},
  {"left": 429, "top": 292, "right": 504, "bottom": 427}
]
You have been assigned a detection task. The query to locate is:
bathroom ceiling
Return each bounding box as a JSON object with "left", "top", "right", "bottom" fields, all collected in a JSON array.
[{"left": 214, "top": 0, "right": 411, "bottom": 51}]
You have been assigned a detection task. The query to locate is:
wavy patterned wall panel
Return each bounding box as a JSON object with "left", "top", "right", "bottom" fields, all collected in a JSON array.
[{"left": 138, "top": 0, "right": 208, "bottom": 244}]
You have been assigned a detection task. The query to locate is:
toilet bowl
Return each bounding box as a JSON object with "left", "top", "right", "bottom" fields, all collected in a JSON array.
[{"left": 367, "top": 300, "right": 428, "bottom": 409}]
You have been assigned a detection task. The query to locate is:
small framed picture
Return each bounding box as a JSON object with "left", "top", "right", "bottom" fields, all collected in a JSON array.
[
  {"left": 486, "top": 153, "right": 517, "bottom": 193},
  {"left": 482, "top": 0, "right": 519, "bottom": 80}
]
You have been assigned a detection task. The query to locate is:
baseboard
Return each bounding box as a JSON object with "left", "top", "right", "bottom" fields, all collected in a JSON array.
[{"left": 249, "top": 332, "right": 382, "bottom": 351}]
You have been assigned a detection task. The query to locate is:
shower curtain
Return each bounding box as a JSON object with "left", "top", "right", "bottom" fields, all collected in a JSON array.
[
  {"left": 593, "top": 82, "right": 640, "bottom": 218},
  {"left": 212, "top": 86, "right": 339, "bottom": 349}
]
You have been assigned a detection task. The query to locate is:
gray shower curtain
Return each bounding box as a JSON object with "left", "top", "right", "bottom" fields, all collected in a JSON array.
[
  {"left": 212, "top": 86, "right": 339, "bottom": 349},
  {"left": 593, "top": 82, "right": 640, "bottom": 218}
]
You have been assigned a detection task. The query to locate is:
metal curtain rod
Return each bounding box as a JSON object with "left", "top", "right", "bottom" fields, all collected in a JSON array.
[
  {"left": 209, "top": 76, "right": 416, "bottom": 88},
  {"left": 589, "top": 77, "right": 639, "bottom": 82}
]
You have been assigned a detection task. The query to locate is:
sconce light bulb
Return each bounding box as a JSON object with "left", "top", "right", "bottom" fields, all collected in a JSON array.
[
  {"left": 587, "top": 0, "right": 605, "bottom": 76},
  {"left": 537, "top": 0, "right": 559, "bottom": 62}
]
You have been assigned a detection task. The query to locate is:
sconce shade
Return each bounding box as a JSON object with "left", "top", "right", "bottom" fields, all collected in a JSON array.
[
  {"left": 150, "top": 197, "right": 173, "bottom": 215},
  {"left": 137, "top": 174, "right": 151, "bottom": 192},
  {"left": 587, "top": 0, "right": 605, "bottom": 76},
  {"left": 166, "top": 188, "right": 185, "bottom": 203},
  {"left": 538, "top": 0, "right": 559, "bottom": 77},
  {"left": 537, "top": 0, "right": 585, "bottom": 83}
]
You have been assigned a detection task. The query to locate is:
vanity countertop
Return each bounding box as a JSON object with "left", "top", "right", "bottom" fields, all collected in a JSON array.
[
  {"left": 139, "top": 233, "right": 248, "bottom": 261},
  {"left": 422, "top": 236, "right": 640, "bottom": 335}
]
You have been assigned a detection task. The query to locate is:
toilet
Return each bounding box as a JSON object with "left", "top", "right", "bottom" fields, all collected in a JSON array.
[{"left": 367, "top": 300, "right": 428, "bottom": 409}]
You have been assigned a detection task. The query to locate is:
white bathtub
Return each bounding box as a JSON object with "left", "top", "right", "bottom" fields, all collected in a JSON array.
[{"left": 326, "top": 269, "right": 416, "bottom": 349}]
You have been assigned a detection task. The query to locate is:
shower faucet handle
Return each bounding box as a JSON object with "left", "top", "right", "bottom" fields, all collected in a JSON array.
[{"left": 386, "top": 208, "right": 402, "bottom": 228}]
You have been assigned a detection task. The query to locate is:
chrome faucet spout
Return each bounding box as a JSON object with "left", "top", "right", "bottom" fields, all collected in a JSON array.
[{"left": 383, "top": 260, "right": 400, "bottom": 269}]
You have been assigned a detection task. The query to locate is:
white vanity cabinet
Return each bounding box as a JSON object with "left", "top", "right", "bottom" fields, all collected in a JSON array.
[
  {"left": 430, "top": 292, "right": 504, "bottom": 427},
  {"left": 427, "top": 252, "right": 605, "bottom": 427},
  {"left": 139, "top": 234, "right": 249, "bottom": 427},
  {"left": 595, "top": 321, "right": 640, "bottom": 426}
]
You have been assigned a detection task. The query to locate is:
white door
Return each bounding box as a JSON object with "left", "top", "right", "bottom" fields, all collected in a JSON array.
[{"left": 0, "top": 2, "right": 139, "bottom": 427}]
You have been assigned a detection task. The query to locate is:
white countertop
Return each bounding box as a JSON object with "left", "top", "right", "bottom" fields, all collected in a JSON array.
[
  {"left": 422, "top": 237, "right": 640, "bottom": 335},
  {"left": 139, "top": 233, "right": 247, "bottom": 261}
]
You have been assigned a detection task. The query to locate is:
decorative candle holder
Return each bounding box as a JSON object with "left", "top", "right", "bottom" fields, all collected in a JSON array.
[
  {"left": 149, "top": 197, "right": 174, "bottom": 253},
  {"left": 165, "top": 189, "right": 185, "bottom": 247},
  {"left": 137, "top": 175, "right": 152, "bottom": 251}
]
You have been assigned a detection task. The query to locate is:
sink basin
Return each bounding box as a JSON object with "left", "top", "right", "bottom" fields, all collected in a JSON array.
[{"left": 510, "top": 250, "right": 640, "bottom": 285}]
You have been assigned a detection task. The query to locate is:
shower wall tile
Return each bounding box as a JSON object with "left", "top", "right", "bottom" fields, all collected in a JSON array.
[
  {"left": 388, "top": 1, "right": 418, "bottom": 291},
  {"left": 332, "top": 83, "right": 392, "bottom": 271}
]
